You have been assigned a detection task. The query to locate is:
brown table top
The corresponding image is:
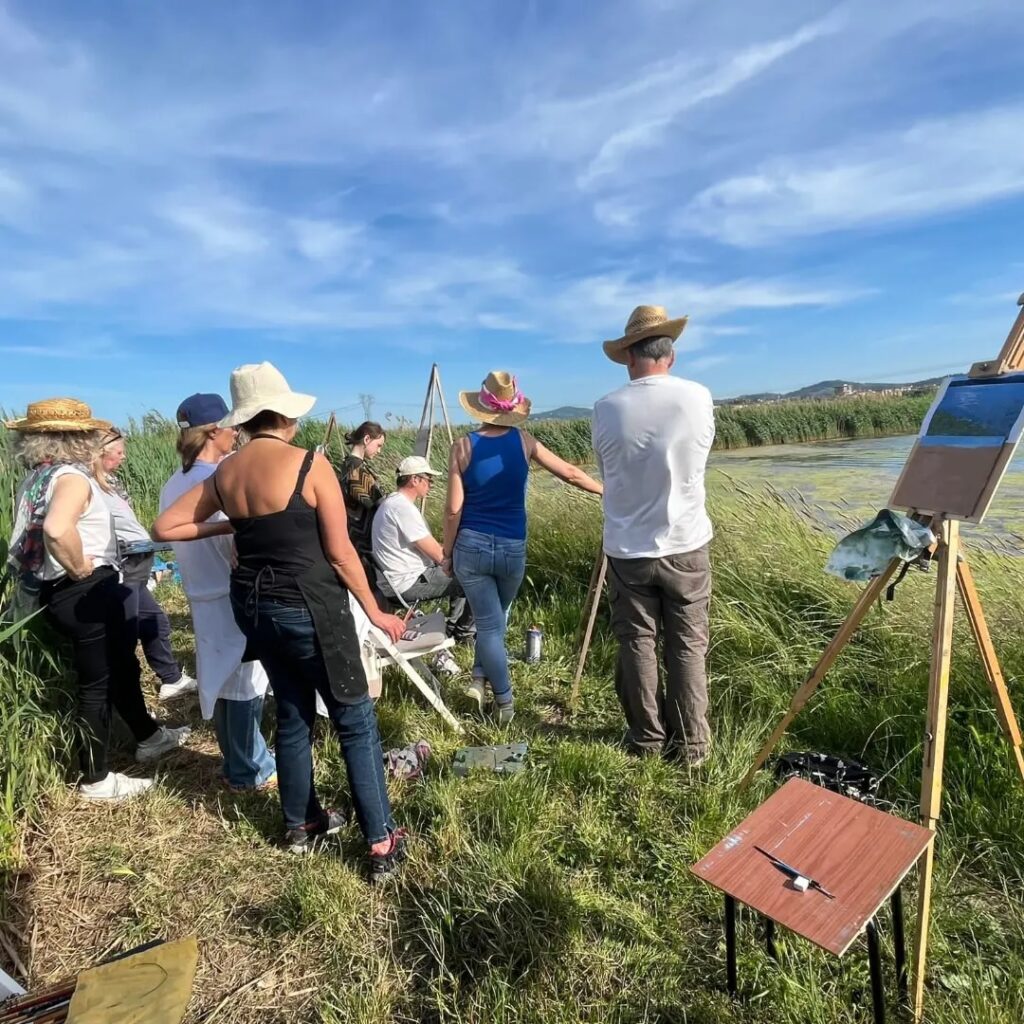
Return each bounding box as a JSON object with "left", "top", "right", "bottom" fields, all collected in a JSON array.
[{"left": 691, "top": 778, "right": 933, "bottom": 955}]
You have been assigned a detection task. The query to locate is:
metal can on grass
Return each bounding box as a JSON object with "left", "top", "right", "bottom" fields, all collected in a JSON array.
[{"left": 525, "top": 625, "right": 544, "bottom": 664}]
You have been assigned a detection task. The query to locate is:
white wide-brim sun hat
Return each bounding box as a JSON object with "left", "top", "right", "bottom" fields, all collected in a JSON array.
[{"left": 219, "top": 361, "right": 316, "bottom": 428}]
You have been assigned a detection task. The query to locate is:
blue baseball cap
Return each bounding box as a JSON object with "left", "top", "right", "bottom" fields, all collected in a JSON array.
[{"left": 176, "top": 393, "right": 229, "bottom": 428}]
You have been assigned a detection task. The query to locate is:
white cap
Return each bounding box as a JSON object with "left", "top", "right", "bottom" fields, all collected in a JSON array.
[{"left": 397, "top": 455, "right": 442, "bottom": 477}]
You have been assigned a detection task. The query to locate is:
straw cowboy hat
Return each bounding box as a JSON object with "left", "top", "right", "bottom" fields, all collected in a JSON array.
[
  {"left": 603, "top": 305, "right": 688, "bottom": 365},
  {"left": 219, "top": 361, "right": 316, "bottom": 428},
  {"left": 4, "top": 398, "right": 112, "bottom": 434},
  {"left": 459, "top": 371, "right": 532, "bottom": 427}
]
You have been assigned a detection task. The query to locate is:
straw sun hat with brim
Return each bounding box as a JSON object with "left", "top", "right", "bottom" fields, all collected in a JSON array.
[
  {"left": 218, "top": 361, "right": 316, "bottom": 428},
  {"left": 602, "top": 305, "right": 688, "bottom": 365},
  {"left": 3, "top": 398, "right": 112, "bottom": 433},
  {"left": 459, "top": 371, "right": 532, "bottom": 427}
]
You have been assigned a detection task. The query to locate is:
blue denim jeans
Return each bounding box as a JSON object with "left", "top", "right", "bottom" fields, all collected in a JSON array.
[
  {"left": 453, "top": 529, "right": 527, "bottom": 704},
  {"left": 231, "top": 594, "right": 395, "bottom": 842},
  {"left": 212, "top": 695, "right": 277, "bottom": 789}
]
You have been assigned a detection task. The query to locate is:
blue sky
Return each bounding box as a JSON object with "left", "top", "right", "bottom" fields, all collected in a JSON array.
[{"left": 2, "top": 0, "right": 1024, "bottom": 425}]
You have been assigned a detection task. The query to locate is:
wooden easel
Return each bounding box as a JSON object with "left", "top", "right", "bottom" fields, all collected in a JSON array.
[
  {"left": 741, "top": 295, "right": 1024, "bottom": 1021},
  {"left": 569, "top": 549, "right": 607, "bottom": 709},
  {"left": 316, "top": 411, "right": 339, "bottom": 455},
  {"left": 413, "top": 363, "right": 455, "bottom": 512}
]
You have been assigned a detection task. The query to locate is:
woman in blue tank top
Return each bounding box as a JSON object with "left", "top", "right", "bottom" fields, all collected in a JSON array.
[{"left": 442, "top": 372, "right": 602, "bottom": 722}]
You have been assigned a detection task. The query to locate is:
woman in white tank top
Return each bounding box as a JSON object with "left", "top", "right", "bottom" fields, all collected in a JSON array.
[{"left": 5, "top": 399, "right": 191, "bottom": 802}]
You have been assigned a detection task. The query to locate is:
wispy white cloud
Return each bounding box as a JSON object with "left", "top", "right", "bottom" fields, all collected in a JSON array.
[
  {"left": 576, "top": 16, "right": 840, "bottom": 189},
  {"left": 551, "top": 272, "right": 865, "bottom": 343},
  {"left": 680, "top": 104, "right": 1024, "bottom": 246}
]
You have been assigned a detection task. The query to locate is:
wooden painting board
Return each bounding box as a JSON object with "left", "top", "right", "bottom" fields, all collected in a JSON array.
[{"left": 693, "top": 779, "right": 933, "bottom": 956}]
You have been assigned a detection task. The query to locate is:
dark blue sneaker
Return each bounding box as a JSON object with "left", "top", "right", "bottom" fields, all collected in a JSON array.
[{"left": 283, "top": 809, "right": 347, "bottom": 854}]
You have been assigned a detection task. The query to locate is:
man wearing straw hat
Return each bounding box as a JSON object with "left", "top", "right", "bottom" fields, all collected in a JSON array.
[{"left": 592, "top": 306, "right": 715, "bottom": 765}]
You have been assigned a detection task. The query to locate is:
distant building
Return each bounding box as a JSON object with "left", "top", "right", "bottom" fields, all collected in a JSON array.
[{"left": 834, "top": 383, "right": 854, "bottom": 397}]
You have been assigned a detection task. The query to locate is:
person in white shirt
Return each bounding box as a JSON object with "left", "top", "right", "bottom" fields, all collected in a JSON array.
[
  {"left": 95, "top": 429, "right": 198, "bottom": 702},
  {"left": 592, "top": 305, "right": 715, "bottom": 765},
  {"left": 5, "top": 398, "right": 190, "bottom": 802},
  {"left": 159, "top": 393, "right": 276, "bottom": 792},
  {"left": 371, "top": 455, "right": 474, "bottom": 658}
]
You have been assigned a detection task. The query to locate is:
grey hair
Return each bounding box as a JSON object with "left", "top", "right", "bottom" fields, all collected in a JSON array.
[
  {"left": 628, "top": 335, "right": 674, "bottom": 362},
  {"left": 12, "top": 430, "right": 106, "bottom": 471}
]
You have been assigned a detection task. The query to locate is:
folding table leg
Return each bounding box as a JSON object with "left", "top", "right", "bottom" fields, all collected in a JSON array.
[
  {"left": 891, "top": 886, "right": 908, "bottom": 1006},
  {"left": 866, "top": 918, "right": 886, "bottom": 1024},
  {"left": 764, "top": 916, "right": 777, "bottom": 960},
  {"left": 725, "top": 895, "right": 738, "bottom": 996}
]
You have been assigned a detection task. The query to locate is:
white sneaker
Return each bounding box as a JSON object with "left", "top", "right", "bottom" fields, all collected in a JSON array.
[
  {"left": 432, "top": 651, "right": 461, "bottom": 678},
  {"left": 159, "top": 673, "right": 198, "bottom": 702},
  {"left": 136, "top": 725, "right": 192, "bottom": 762},
  {"left": 79, "top": 772, "right": 154, "bottom": 802}
]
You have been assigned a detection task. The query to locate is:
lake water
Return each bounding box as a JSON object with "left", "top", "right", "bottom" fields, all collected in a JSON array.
[{"left": 709, "top": 434, "right": 1024, "bottom": 553}]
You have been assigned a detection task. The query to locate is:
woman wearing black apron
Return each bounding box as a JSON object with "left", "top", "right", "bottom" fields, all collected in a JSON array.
[{"left": 155, "top": 362, "right": 408, "bottom": 881}]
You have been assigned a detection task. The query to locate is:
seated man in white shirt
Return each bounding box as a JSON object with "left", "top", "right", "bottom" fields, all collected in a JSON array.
[{"left": 371, "top": 456, "right": 475, "bottom": 654}]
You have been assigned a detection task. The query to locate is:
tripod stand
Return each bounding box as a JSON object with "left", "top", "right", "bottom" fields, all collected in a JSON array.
[{"left": 742, "top": 296, "right": 1024, "bottom": 1021}]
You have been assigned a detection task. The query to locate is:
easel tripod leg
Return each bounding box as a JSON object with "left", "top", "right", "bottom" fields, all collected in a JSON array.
[
  {"left": 740, "top": 561, "right": 900, "bottom": 789},
  {"left": 955, "top": 556, "right": 1024, "bottom": 783},
  {"left": 913, "top": 520, "right": 959, "bottom": 1022}
]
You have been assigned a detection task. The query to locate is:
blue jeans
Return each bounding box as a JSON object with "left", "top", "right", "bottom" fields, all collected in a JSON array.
[
  {"left": 212, "top": 695, "right": 277, "bottom": 789},
  {"left": 231, "top": 595, "right": 395, "bottom": 842},
  {"left": 453, "top": 529, "right": 527, "bottom": 704}
]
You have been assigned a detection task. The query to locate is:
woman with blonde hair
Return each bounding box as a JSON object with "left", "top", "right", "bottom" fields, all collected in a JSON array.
[
  {"left": 443, "top": 372, "right": 602, "bottom": 723},
  {"left": 94, "top": 427, "right": 197, "bottom": 702},
  {"left": 155, "top": 364, "right": 408, "bottom": 879},
  {"left": 4, "top": 399, "right": 190, "bottom": 802},
  {"left": 159, "top": 393, "right": 276, "bottom": 792}
]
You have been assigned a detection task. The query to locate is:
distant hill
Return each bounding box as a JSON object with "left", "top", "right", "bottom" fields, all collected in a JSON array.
[
  {"left": 529, "top": 405, "right": 592, "bottom": 421},
  {"left": 726, "top": 377, "right": 944, "bottom": 404}
]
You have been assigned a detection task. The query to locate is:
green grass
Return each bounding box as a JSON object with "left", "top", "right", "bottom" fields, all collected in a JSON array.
[{"left": 3, "top": 415, "right": 1024, "bottom": 1022}]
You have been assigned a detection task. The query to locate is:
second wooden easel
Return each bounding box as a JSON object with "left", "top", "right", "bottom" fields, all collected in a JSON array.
[
  {"left": 569, "top": 549, "right": 607, "bottom": 709},
  {"left": 741, "top": 295, "right": 1024, "bottom": 1022},
  {"left": 413, "top": 363, "right": 454, "bottom": 513}
]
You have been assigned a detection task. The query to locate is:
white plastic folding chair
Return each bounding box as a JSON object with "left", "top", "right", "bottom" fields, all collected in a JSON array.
[{"left": 365, "top": 610, "right": 464, "bottom": 734}]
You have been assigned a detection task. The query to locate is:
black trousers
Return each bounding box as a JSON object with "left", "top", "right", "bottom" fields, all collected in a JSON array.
[
  {"left": 42, "top": 567, "right": 158, "bottom": 783},
  {"left": 124, "top": 582, "right": 182, "bottom": 686}
]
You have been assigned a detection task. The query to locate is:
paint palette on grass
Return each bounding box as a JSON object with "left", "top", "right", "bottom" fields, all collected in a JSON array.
[{"left": 890, "top": 372, "right": 1024, "bottom": 522}]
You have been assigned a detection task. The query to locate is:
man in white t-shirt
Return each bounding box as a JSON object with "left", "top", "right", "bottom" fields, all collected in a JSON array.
[
  {"left": 371, "top": 456, "right": 474, "bottom": 646},
  {"left": 592, "top": 305, "right": 715, "bottom": 765}
]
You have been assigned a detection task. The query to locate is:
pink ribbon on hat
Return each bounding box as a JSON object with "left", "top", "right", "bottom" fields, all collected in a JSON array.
[{"left": 478, "top": 378, "right": 525, "bottom": 412}]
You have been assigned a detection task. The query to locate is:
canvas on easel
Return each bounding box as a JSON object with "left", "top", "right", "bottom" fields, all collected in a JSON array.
[
  {"left": 740, "top": 293, "right": 1024, "bottom": 1022},
  {"left": 890, "top": 371, "right": 1024, "bottom": 521}
]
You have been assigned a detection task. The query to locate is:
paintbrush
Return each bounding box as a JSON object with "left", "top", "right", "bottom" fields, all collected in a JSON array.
[{"left": 754, "top": 844, "right": 836, "bottom": 899}]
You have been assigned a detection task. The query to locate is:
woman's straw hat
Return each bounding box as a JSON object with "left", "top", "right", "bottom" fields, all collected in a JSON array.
[
  {"left": 219, "top": 361, "right": 316, "bottom": 428},
  {"left": 3, "top": 398, "right": 112, "bottom": 434},
  {"left": 459, "top": 371, "right": 532, "bottom": 427},
  {"left": 603, "top": 305, "right": 688, "bottom": 365}
]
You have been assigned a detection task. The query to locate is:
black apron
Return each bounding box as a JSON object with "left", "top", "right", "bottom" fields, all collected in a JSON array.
[{"left": 221, "top": 442, "right": 369, "bottom": 703}]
